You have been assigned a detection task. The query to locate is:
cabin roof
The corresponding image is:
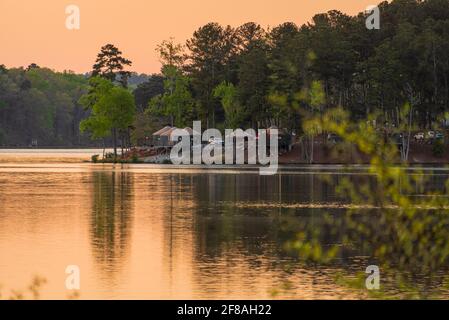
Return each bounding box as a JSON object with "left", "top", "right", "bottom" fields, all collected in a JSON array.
[
  {"left": 159, "top": 127, "right": 178, "bottom": 136},
  {"left": 152, "top": 126, "right": 172, "bottom": 136}
]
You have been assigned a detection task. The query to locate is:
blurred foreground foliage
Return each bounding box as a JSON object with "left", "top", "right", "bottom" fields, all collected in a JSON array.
[
  {"left": 0, "top": 276, "right": 80, "bottom": 300},
  {"left": 287, "top": 106, "right": 449, "bottom": 299}
]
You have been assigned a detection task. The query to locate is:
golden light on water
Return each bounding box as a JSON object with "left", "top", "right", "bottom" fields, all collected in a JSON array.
[{"left": 0, "top": 155, "right": 367, "bottom": 299}]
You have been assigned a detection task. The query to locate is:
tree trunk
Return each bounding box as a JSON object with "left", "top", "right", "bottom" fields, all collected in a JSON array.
[
  {"left": 112, "top": 128, "right": 117, "bottom": 161},
  {"left": 102, "top": 138, "right": 105, "bottom": 161},
  {"left": 433, "top": 41, "right": 438, "bottom": 107},
  {"left": 310, "top": 136, "right": 314, "bottom": 164}
]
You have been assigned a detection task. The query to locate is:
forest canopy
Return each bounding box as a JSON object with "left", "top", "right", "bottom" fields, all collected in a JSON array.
[
  {"left": 1, "top": 0, "right": 449, "bottom": 147},
  {"left": 0, "top": 66, "right": 89, "bottom": 146}
]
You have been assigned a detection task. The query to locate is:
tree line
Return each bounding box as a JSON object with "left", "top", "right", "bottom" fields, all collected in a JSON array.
[
  {"left": 136, "top": 0, "right": 449, "bottom": 138},
  {"left": 0, "top": 64, "right": 89, "bottom": 146},
  {"left": 2, "top": 0, "right": 449, "bottom": 148}
]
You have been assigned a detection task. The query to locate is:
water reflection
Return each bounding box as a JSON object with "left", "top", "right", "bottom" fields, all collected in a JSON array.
[
  {"left": 1, "top": 164, "right": 448, "bottom": 299},
  {"left": 186, "top": 173, "right": 364, "bottom": 298},
  {"left": 90, "top": 172, "right": 134, "bottom": 286}
]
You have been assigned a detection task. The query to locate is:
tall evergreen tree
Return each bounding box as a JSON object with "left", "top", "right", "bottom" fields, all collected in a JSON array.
[{"left": 92, "top": 44, "right": 132, "bottom": 88}]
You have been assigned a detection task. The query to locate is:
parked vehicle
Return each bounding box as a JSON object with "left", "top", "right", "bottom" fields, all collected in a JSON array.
[
  {"left": 427, "top": 131, "right": 435, "bottom": 139},
  {"left": 435, "top": 132, "right": 444, "bottom": 140},
  {"left": 327, "top": 133, "right": 342, "bottom": 144},
  {"left": 208, "top": 137, "right": 224, "bottom": 146},
  {"left": 414, "top": 132, "right": 425, "bottom": 141}
]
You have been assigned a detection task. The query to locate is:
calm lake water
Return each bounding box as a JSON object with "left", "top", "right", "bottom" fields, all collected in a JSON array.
[{"left": 1, "top": 150, "right": 449, "bottom": 299}]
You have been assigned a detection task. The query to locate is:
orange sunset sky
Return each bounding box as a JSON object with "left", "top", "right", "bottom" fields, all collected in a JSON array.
[{"left": 0, "top": 0, "right": 375, "bottom": 74}]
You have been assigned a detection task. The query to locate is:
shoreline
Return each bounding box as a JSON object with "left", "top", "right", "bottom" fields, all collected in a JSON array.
[
  {"left": 0, "top": 148, "right": 448, "bottom": 167},
  {"left": 1, "top": 162, "right": 449, "bottom": 173}
]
